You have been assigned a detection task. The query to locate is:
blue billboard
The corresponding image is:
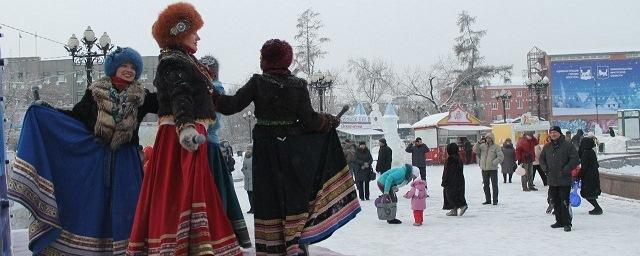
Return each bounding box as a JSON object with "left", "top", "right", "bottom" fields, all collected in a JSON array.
[{"left": 550, "top": 58, "right": 640, "bottom": 116}]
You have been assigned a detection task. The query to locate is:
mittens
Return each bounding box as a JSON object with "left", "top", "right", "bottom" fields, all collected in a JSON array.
[{"left": 179, "top": 126, "right": 206, "bottom": 152}]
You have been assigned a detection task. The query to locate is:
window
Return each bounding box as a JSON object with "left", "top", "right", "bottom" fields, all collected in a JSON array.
[
  {"left": 496, "top": 114, "right": 503, "bottom": 120},
  {"left": 492, "top": 102, "right": 498, "bottom": 110},
  {"left": 57, "top": 71, "right": 66, "bottom": 83},
  {"left": 505, "top": 101, "right": 511, "bottom": 110},
  {"left": 517, "top": 91, "right": 523, "bottom": 97},
  {"left": 517, "top": 100, "right": 524, "bottom": 109}
]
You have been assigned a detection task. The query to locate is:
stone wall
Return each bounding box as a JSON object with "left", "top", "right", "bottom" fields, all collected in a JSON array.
[{"left": 598, "top": 156, "right": 640, "bottom": 200}]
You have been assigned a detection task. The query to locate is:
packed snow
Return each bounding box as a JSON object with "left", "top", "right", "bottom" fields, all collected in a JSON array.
[
  {"left": 8, "top": 155, "right": 640, "bottom": 255},
  {"left": 229, "top": 155, "right": 640, "bottom": 256}
]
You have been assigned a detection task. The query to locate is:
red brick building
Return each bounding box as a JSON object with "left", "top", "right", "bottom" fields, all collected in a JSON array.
[{"left": 477, "top": 85, "right": 540, "bottom": 123}]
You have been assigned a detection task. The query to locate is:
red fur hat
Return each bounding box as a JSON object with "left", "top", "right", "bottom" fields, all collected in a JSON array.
[
  {"left": 152, "top": 2, "right": 203, "bottom": 48},
  {"left": 260, "top": 39, "right": 293, "bottom": 73}
]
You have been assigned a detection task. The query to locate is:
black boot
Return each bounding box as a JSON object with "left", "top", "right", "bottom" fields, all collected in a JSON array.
[
  {"left": 387, "top": 218, "right": 402, "bottom": 224},
  {"left": 550, "top": 222, "right": 564, "bottom": 228},
  {"left": 587, "top": 199, "right": 603, "bottom": 215}
]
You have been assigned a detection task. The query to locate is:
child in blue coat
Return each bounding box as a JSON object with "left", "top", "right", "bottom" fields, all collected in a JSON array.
[{"left": 377, "top": 164, "right": 420, "bottom": 224}]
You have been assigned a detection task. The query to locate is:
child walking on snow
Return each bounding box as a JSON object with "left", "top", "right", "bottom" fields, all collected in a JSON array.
[{"left": 404, "top": 178, "right": 427, "bottom": 226}]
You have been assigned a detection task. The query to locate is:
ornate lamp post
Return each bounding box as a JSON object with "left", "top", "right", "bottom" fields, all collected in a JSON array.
[
  {"left": 64, "top": 26, "right": 113, "bottom": 103},
  {"left": 495, "top": 89, "right": 512, "bottom": 123},
  {"left": 308, "top": 72, "right": 334, "bottom": 112},
  {"left": 525, "top": 74, "right": 550, "bottom": 119},
  {"left": 242, "top": 110, "right": 255, "bottom": 143}
]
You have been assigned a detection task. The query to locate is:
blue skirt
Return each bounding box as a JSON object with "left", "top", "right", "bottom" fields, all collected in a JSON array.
[{"left": 8, "top": 105, "right": 142, "bottom": 255}]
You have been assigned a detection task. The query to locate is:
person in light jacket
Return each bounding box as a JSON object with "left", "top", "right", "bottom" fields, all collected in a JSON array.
[
  {"left": 473, "top": 133, "right": 504, "bottom": 205},
  {"left": 241, "top": 145, "right": 254, "bottom": 214}
]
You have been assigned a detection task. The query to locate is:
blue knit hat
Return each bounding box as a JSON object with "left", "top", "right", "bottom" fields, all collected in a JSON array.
[{"left": 104, "top": 47, "right": 143, "bottom": 80}]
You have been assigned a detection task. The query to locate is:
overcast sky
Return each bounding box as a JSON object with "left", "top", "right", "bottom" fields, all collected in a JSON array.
[{"left": 2, "top": 0, "right": 640, "bottom": 88}]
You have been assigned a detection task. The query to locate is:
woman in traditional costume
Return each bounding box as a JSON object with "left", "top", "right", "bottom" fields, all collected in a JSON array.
[
  {"left": 214, "top": 39, "right": 361, "bottom": 255},
  {"left": 9, "top": 47, "right": 157, "bottom": 255},
  {"left": 126, "top": 2, "right": 241, "bottom": 255},
  {"left": 199, "top": 55, "right": 252, "bottom": 248}
]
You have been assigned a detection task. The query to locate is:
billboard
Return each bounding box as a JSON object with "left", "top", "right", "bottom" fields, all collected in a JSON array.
[{"left": 550, "top": 58, "right": 640, "bottom": 116}]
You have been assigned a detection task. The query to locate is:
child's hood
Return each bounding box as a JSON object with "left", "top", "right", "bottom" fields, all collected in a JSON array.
[{"left": 411, "top": 179, "right": 426, "bottom": 190}]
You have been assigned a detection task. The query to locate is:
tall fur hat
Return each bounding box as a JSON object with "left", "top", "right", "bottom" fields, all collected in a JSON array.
[
  {"left": 152, "top": 2, "right": 203, "bottom": 48},
  {"left": 260, "top": 39, "right": 293, "bottom": 72},
  {"left": 104, "top": 47, "right": 143, "bottom": 80}
]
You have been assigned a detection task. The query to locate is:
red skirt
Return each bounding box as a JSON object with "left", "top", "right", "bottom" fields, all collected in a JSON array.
[{"left": 126, "top": 123, "right": 241, "bottom": 255}]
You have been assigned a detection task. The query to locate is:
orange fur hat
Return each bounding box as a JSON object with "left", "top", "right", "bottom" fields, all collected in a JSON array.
[{"left": 152, "top": 2, "right": 203, "bottom": 48}]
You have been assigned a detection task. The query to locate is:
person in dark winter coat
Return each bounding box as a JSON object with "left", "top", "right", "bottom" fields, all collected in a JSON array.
[
  {"left": 571, "top": 129, "right": 584, "bottom": 151},
  {"left": 405, "top": 137, "right": 430, "bottom": 183},
  {"left": 578, "top": 137, "right": 603, "bottom": 215},
  {"left": 516, "top": 132, "right": 539, "bottom": 191},
  {"left": 463, "top": 138, "right": 474, "bottom": 164},
  {"left": 540, "top": 126, "right": 580, "bottom": 232},
  {"left": 441, "top": 143, "right": 468, "bottom": 216},
  {"left": 608, "top": 127, "right": 616, "bottom": 137},
  {"left": 213, "top": 39, "right": 359, "bottom": 254},
  {"left": 376, "top": 138, "right": 392, "bottom": 174},
  {"left": 355, "top": 141, "right": 374, "bottom": 200},
  {"left": 501, "top": 138, "right": 516, "bottom": 183},
  {"left": 342, "top": 139, "right": 358, "bottom": 174}
]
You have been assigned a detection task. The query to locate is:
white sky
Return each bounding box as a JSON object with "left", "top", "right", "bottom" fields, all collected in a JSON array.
[{"left": 2, "top": 0, "right": 640, "bottom": 87}]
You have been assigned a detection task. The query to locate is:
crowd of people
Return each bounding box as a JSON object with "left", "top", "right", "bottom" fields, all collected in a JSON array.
[
  {"left": 4, "top": 2, "right": 609, "bottom": 254},
  {"left": 340, "top": 124, "right": 603, "bottom": 233}
]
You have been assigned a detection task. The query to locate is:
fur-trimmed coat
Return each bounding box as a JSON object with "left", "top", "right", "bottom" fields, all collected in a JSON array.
[
  {"left": 155, "top": 47, "right": 217, "bottom": 130},
  {"left": 62, "top": 77, "right": 158, "bottom": 149}
]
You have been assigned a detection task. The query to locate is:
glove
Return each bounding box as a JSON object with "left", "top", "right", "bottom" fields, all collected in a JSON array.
[
  {"left": 392, "top": 186, "right": 399, "bottom": 192},
  {"left": 33, "top": 100, "right": 53, "bottom": 108},
  {"left": 328, "top": 114, "right": 340, "bottom": 128},
  {"left": 179, "top": 126, "right": 206, "bottom": 152}
]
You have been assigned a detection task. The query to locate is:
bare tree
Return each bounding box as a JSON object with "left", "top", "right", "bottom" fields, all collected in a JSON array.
[
  {"left": 453, "top": 11, "right": 512, "bottom": 119},
  {"left": 293, "top": 8, "right": 330, "bottom": 78},
  {"left": 346, "top": 57, "right": 396, "bottom": 106}
]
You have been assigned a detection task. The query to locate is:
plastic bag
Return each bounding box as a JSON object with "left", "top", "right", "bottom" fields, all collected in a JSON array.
[{"left": 515, "top": 165, "right": 526, "bottom": 176}]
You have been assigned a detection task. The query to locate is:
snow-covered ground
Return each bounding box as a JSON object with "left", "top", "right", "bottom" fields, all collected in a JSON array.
[
  {"left": 9, "top": 155, "right": 640, "bottom": 255},
  {"left": 228, "top": 154, "right": 640, "bottom": 256}
]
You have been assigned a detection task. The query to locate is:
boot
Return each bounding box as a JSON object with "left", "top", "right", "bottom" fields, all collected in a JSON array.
[
  {"left": 587, "top": 199, "right": 603, "bottom": 215},
  {"left": 589, "top": 208, "right": 603, "bottom": 215},
  {"left": 564, "top": 225, "right": 572, "bottom": 232},
  {"left": 458, "top": 205, "right": 468, "bottom": 216},
  {"left": 529, "top": 187, "right": 538, "bottom": 191},
  {"left": 550, "top": 222, "right": 564, "bottom": 228},
  {"left": 446, "top": 208, "right": 458, "bottom": 216},
  {"left": 387, "top": 218, "right": 402, "bottom": 224}
]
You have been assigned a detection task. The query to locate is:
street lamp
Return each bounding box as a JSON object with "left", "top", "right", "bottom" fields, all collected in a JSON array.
[
  {"left": 308, "top": 72, "right": 334, "bottom": 112},
  {"left": 242, "top": 110, "right": 255, "bottom": 143},
  {"left": 495, "top": 89, "right": 512, "bottom": 123},
  {"left": 64, "top": 26, "right": 113, "bottom": 103},
  {"left": 525, "top": 74, "right": 550, "bottom": 119}
]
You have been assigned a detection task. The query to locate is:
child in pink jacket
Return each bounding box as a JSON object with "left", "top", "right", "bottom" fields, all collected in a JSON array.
[{"left": 404, "top": 178, "right": 427, "bottom": 226}]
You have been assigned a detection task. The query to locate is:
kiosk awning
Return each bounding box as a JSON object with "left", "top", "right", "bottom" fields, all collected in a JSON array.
[{"left": 439, "top": 125, "right": 492, "bottom": 131}]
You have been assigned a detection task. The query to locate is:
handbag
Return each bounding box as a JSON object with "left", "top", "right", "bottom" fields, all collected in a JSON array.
[
  {"left": 369, "top": 170, "right": 377, "bottom": 181},
  {"left": 571, "top": 164, "right": 582, "bottom": 178},
  {"left": 374, "top": 194, "right": 397, "bottom": 220},
  {"left": 515, "top": 165, "right": 526, "bottom": 176}
]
